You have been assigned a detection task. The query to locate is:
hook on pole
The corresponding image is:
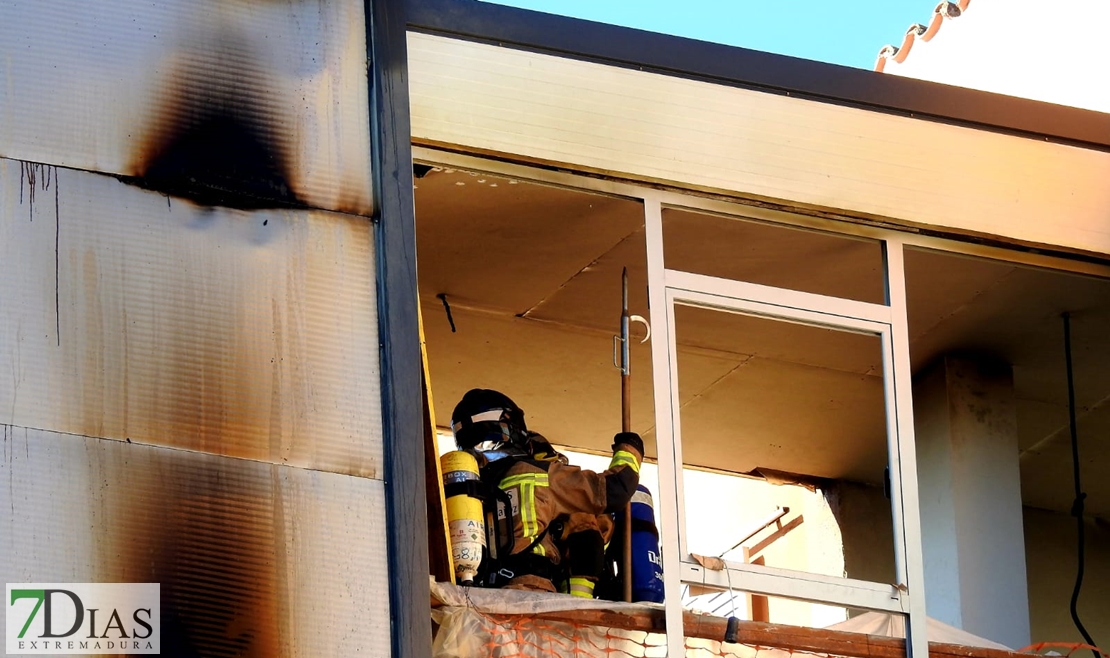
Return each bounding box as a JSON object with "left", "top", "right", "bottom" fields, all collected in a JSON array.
[{"left": 630, "top": 315, "right": 650, "bottom": 343}]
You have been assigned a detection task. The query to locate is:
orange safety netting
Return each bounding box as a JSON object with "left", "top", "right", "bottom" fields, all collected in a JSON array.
[
  {"left": 1019, "top": 643, "right": 1109, "bottom": 658},
  {"left": 431, "top": 605, "right": 828, "bottom": 658}
]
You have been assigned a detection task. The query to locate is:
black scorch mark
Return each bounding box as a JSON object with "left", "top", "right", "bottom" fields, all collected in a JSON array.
[{"left": 125, "top": 35, "right": 302, "bottom": 210}]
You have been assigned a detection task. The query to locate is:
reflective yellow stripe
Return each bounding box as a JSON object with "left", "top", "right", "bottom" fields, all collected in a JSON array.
[
  {"left": 498, "top": 473, "right": 550, "bottom": 555},
  {"left": 609, "top": 450, "right": 641, "bottom": 473},
  {"left": 522, "top": 482, "right": 537, "bottom": 550},
  {"left": 569, "top": 577, "right": 595, "bottom": 599},
  {"left": 499, "top": 473, "right": 549, "bottom": 487}
]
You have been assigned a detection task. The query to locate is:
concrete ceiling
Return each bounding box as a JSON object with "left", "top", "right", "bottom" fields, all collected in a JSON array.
[{"left": 415, "top": 167, "right": 1110, "bottom": 520}]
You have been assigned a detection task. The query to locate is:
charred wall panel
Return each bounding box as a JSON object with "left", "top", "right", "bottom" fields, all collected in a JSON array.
[
  {"left": 0, "top": 158, "right": 382, "bottom": 478},
  {"left": 0, "top": 425, "right": 391, "bottom": 656},
  {"left": 0, "top": 2, "right": 393, "bottom": 652},
  {"left": 0, "top": 0, "right": 372, "bottom": 215}
]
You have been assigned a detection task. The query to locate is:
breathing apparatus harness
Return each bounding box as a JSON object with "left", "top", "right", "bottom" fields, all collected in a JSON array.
[{"left": 470, "top": 439, "right": 570, "bottom": 588}]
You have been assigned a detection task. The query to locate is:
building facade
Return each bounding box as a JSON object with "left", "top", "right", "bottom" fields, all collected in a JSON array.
[{"left": 2, "top": 0, "right": 1107, "bottom": 656}]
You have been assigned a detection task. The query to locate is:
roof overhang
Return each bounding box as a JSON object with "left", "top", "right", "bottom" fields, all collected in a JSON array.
[
  {"left": 405, "top": 10, "right": 1110, "bottom": 261},
  {"left": 406, "top": 0, "right": 1110, "bottom": 153}
]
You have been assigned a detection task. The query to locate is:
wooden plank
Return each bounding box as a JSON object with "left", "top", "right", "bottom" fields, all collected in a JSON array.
[
  {"left": 421, "top": 305, "right": 454, "bottom": 583},
  {"left": 518, "top": 608, "right": 1033, "bottom": 658}
]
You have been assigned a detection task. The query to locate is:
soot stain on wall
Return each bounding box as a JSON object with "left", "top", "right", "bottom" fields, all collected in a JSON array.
[
  {"left": 103, "top": 450, "right": 283, "bottom": 657},
  {"left": 126, "top": 33, "right": 302, "bottom": 211}
]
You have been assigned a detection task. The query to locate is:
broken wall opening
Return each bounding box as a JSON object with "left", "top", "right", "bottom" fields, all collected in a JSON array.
[
  {"left": 411, "top": 152, "right": 1110, "bottom": 656},
  {"left": 902, "top": 247, "right": 1110, "bottom": 646},
  {"left": 414, "top": 162, "right": 914, "bottom": 634},
  {"left": 413, "top": 164, "right": 658, "bottom": 610},
  {"left": 414, "top": 164, "right": 653, "bottom": 458}
]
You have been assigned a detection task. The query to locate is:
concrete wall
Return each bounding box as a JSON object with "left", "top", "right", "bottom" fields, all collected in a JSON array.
[
  {"left": 828, "top": 481, "right": 897, "bottom": 588},
  {"left": 913, "top": 356, "right": 1031, "bottom": 647}
]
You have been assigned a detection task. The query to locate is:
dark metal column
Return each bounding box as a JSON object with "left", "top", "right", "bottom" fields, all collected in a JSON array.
[{"left": 367, "top": 0, "right": 431, "bottom": 655}]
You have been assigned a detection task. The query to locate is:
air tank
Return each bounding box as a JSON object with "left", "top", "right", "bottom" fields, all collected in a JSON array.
[{"left": 441, "top": 450, "right": 486, "bottom": 585}]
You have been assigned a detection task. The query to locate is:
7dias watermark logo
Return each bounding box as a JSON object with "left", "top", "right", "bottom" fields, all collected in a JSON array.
[{"left": 5, "top": 584, "right": 159, "bottom": 655}]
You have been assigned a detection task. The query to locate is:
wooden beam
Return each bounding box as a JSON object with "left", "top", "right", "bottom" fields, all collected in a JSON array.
[
  {"left": 747, "top": 515, "right": 804, "bottom": 558},
  {"left": 422, "top": 367, "right": 453, "bottom": 583},
  {"left": 503, "top": 608, "right": 1030, "bottom": 658}
]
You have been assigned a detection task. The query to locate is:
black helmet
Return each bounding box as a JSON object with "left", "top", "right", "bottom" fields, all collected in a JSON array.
[{"left": 451, "top": 389, "right": 529, "bottom": 451}]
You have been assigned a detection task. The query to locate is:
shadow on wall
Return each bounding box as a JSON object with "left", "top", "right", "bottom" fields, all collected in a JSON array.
[{"left": 1024, "top": 507, "right": 1110, "bottom": 644}]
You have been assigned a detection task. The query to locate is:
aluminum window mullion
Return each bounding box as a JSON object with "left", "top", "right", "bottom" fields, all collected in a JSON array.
[
  {"left": 644, "top": 195, "right": 688, "bottom": 658},
  {"left": 680, "top": 561, "right": 906, "bottom": 614},
  {"left": 665, "top": 269, "right": 891, "bottom": 325},
  {"left": 663, "top": 296, "right": 689, "bottom": 560},
  {"left": 669, "top": 288, "right": 887, "bottom": 337},
  {"left": 881, "top": 328, "right": 910, "bottom": 588},
  {"left": 884, "top": 239, "right": 930, "bottom": 658}
]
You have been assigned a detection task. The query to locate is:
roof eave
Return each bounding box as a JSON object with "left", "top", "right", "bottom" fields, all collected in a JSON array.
[{"left": 405, "top": 0, "right": 1110, "bottom": 152}]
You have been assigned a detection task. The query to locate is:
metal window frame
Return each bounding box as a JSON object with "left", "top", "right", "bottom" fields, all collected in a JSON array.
[
  {"left": 370, "top": 2, "right": 433, "bottom": 658},
  {"left": 647, "top": 196, "right": 930, "bottom": 658},
  {"left": 660, "top": 278, "right": 915, "bottom": 602}
]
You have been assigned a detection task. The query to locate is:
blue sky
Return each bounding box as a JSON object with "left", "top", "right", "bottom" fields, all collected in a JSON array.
[{"left": 482, "top": 0, "right": 933, "bottom": 70}]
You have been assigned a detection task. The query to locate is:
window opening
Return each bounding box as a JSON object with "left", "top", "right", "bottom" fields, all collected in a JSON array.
[
  {"left": 415, "top": 166, "right": 681, "bottom": 647},
  {"left": 409, "top": 153, "right": 1110, "bottom": 658},
  {"left": 415, "top": 166, "right": 651, "bottom": 457},
  {"left": 903, "top": 246, "right": 1110, "bottom": 648},
  {"left": 662, "top": 207, "right": 886, "bottom": 305},
  {"left": 670, "top": 301, "right": 899, "bottom": 621},
  {"left": 648, "top": 200, "right": 926, "bottom": 658}
]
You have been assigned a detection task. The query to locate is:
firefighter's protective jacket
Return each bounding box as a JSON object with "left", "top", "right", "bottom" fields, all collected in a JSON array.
[{"left": 494, "top": 433, "right": 643, "bottom": 565}]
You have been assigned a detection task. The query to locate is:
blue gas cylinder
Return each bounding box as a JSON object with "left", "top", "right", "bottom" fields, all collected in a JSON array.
[{"left": 629, "top": 484, "right": 664, "bottom": 603}]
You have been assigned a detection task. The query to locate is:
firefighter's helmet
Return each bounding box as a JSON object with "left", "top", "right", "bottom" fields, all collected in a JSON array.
[{"left": 451, "top": 388, "right": 529, "bottom": 451}]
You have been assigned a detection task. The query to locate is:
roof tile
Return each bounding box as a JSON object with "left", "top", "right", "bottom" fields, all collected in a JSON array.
[{"left": 875, "top": 1, "right": 968, "bottom": 72}]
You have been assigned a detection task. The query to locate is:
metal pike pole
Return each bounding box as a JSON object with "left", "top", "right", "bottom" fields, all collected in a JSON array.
[
  {"left": 620, "top": 268, "right": 633, "bottom": 603},
  {"left": 616, "top": 268, "right": 650, "bottom": 603}
]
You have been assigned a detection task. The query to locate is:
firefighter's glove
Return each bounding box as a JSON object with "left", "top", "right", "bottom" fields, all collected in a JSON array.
[
  {"left": 605, "top": 433, "right": 644, "bottom": 512},
  {"left": 612, "top": 432, "right": 644, "bottom": 456}
]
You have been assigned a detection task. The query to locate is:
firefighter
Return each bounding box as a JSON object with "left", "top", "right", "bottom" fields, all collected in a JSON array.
[{"left": 451, "top": 388, "right": 644, "bottom": 598}]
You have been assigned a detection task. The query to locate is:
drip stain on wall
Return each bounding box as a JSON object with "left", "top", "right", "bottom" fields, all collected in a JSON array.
[{"left": 18, "top": 161, "right": 62, "bottom": 345}]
